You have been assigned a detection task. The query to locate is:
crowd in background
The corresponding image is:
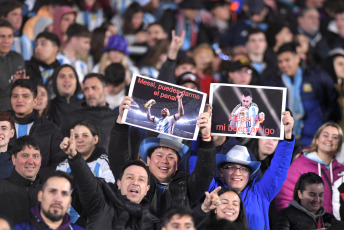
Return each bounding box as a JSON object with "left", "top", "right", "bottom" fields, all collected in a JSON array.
[{"left": 1, "top": 0, "right": 344, "bottom": 229}]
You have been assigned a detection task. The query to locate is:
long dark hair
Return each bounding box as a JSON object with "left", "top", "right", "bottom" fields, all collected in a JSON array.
[
  {"left": 293, "top": 172, "right": 324, "bottom": 204},
  {"left": 122, "top": 2, "right": 144, "bottom": 35},
  {"left": 141, "top": 39, "right": 169, "bottom": 68},
  {"left": 36, "top": 83, "right": 50, "bottom": 119},
  {"left": 245, "top": 139, "right": 275, "bottom": 174},
  {"left": 202, "top": 188, "right": 249, "bottom": 230},
  {"left": 90, "top": 26, "right": 107, "bottom": 64}
]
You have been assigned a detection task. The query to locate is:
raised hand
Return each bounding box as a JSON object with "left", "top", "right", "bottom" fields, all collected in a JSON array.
[
  {"left": 168, "top": 30, "right": 185, "bottom": 60},
  {"left": 201, "top": 186, "right": 222, "bottom": 213},
  {"left": 117, "top": 96, "right": 133, "bottom": 124},
  {"left": 282, "top": 111, "right": 294, "bottom": 139},
  {"left": 197, "top": 108, "right": 212, "bottom": 141},
  {"left": 60, "top": 129, "right": 77, "bottom": 158},
  {"left": 12, "top": 69, "right": 30, "bottom": 83}
]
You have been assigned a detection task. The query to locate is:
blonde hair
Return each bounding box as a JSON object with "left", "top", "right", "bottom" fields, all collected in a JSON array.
[
  {"left": 98, "top": 52, "right": 131, "bottom": 84},
  {"left": 304, "top": 122, "right": 343, "bottom": 154}
]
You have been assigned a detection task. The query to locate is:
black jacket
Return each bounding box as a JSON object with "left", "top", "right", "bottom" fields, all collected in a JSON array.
[
  {"left": 109, "top": 122, "right": 216, "bottom": 217},
  {"left": 11, "top": 110, "right": 66, "bottom": 177},
  {"left": 60, "top": 102, "right": 116, "bottom": 152},
  {"left": 69, "top": 152, "right": 160, "bottom": 230},
  {"left": 273, "top": 200, "right": 344, "bottom": 230},
  {"left": 47, "top": 64, "right": 83, "bottom": 125},
  {"left": 0, "top": 145, "right": 15, "bottom": 178},
  {"left": 0, "top": 170, "right": 41, "bottom": 225},
  {"left": 25, "top": 56, "right": 61, "bottom": 86},
  {"left": 0, "top": 51, "right": 25, "bottom": 110}
]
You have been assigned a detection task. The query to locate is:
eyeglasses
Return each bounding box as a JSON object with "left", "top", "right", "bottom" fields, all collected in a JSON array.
[{"left": 222, "top": 165, "right": 250, "bottom": 173}]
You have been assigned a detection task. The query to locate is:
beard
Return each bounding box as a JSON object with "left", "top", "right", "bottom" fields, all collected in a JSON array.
[{"left": 41, "top": 206, "right": 64, "bottom": 222}]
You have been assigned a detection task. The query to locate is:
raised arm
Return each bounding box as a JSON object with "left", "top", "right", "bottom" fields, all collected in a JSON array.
[
  {"left": 147, "top": 105, "right": 154, "bottom": 122},
  {"left": 157, "top": 30, "right": 185, "bottom": 83},
  {"left": 110, "top": 96, "right": 134, "bottom": 178},
  {"left": 255, "top": 111, "right": 295, "bottom": 201},
  {"left": 188, "top": 109, "right": 216, "bottom": 205},
  {"left": 174, "top": 93, "right": 184, "bottom": 120},
  {"left": 60, "top": 129, "right": 105, "bottom": 216}
]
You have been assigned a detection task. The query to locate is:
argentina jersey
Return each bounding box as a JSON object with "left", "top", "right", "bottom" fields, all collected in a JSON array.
[
  {"left": 247, "top": 104, "right": 259, "bottom": 133},
  {"left": 155, "top": 116, "right": 176, "bottom": 134}
]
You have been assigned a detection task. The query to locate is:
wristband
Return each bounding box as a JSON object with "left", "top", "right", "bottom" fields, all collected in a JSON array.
[{"left": 201, "top": 134, "right": 212, "bottom": 139}]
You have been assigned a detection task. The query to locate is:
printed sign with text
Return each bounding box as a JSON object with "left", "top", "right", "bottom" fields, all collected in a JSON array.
[
  {"left": 122, "top": 74, "right": 207, "bottom": 140},
  {"left": 210, "top": 84, "right": 287, "bottom": 139}
]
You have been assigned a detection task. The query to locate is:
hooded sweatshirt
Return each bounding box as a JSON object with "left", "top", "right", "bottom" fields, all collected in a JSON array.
[
  {"left": 53, "top": 6, "right": 77, "bottom": 47},
  {"left": 14, "top": 205, "right": 85, "bottom": 230},
  {"left": 48, "top": 64, "right": 83, "bottom": 125},
  {"left": 275, "top": 152, "right": 344, "bottom": 214}
]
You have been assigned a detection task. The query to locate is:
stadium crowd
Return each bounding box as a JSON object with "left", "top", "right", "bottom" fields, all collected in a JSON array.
[{"left": 1, "top": 0, "right": 344, "bottom": 229}]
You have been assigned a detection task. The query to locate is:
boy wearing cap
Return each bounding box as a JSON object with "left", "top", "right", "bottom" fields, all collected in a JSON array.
[
  {"left": 176, "top": 72, "right": 200, "bottom": 91},
  {"left": 109, "top": 96, "right": 216, "bottom": 217},
  {"left": 209, "top": 111, "right": 295, "bottom": 230},
  {"left": 227, "top": 59, "right": 255, "bottom": 85}
]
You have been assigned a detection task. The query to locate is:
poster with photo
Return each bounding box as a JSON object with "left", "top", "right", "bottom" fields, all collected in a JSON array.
[
  {"left": 209, "top": 84, "right": 287, "bottom": 139},
  {"left": 122, "top": 74, "right": 207, "bottom": 140}
]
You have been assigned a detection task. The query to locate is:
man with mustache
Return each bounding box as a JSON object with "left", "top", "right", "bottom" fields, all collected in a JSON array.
[{"left": 14, "top": 170, "right": 84, "bottom": 230}]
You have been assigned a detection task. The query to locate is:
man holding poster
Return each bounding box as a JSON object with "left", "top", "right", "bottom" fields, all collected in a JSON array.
[
  {"left": 230, "top": 89, "right": 265, "bottom": 136},
  {"left": 146, "top": 93, "right": 184, "bottom": 134}
]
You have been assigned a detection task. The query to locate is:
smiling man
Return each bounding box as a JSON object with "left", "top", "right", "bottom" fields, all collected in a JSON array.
[
  {"left": 209, "top": 111, "right": 295, "bottom": 230},
  {"left": 15, "top": 171, "right": 84, "bottom": 230},
  {"left": 109, "top": 96, "right": 216, "bottom": 217},
  {"left": 0, "top": 136, "right": 42, "bottom": 225},
  {"left": 10, "top": 79, "right": 66, "bottom": 176},
  {"left": 60, "top": 130, "right": 160, "bottom": 230}
]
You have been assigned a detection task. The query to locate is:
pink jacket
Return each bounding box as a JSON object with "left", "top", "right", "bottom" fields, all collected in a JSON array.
[{"left": 275, "top": 154, "right": 344, "bottom": 214}]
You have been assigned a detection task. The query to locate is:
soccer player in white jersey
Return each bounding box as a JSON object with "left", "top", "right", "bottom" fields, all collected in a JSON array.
[{"left": 147, "top": 93, "right": 184, "bottom": 134}]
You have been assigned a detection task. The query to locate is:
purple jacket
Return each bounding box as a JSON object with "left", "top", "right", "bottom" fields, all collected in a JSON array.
[{"left": 275, "top": 154, "right": 344, "bottom": 214}]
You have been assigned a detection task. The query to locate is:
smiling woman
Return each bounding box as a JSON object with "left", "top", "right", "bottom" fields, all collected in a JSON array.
[
  {"left": 275, "top": 122, "right": 344, "bottom": 214},
  {"left": 199, "top": 188, "right": 249, "bottom": 230},
  {"left": 273, "top": 173, "right": 344, "bottom": 230},
  {"left": 56, "top": 120, "right": 115, "bottom": 225}
]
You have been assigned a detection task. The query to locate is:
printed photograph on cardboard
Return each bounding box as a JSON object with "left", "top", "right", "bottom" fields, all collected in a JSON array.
[
  {"left": 210, "top": 83, "right": 287, "bottom": 139},
  {"left": 122, "top": 74, "right": 207, "bottom": 140}
]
